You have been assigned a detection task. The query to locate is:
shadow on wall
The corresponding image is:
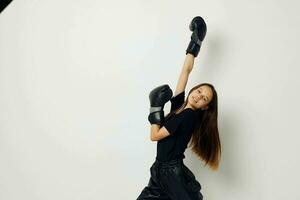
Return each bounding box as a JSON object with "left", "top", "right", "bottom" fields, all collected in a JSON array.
[
  {"left": 201, "top": 31, "right": 231, "bottom": 78},
  {"left": 185, "top": 30, "right": 235, "bottom": 185},
  {"left": 0, "top": 0, "right": 13, "bottom": 14}
]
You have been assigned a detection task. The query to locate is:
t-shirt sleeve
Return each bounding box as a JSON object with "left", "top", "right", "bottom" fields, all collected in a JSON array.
[
  {"left": 163, "top": 110, "right": 196, "bottom": 135},
  {"left": 170, "top": 91, "right": 185, "bottom": 112}
]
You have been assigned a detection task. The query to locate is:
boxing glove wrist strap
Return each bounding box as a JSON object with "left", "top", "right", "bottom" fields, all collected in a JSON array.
[{"left": 150, "top": 106, "right": 163, "bottom": 113}]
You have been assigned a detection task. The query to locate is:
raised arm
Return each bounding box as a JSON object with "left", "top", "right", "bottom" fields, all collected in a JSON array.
[
  {"left": 173, "top": 53, "right": 195, "bottom": 97},
  {"left": 173, "top": 15, "right": 207, "bottom": 96}
]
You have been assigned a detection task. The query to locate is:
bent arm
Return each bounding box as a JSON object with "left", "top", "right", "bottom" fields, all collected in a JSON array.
[
  {"left": 174, "top": 54, "right": 195, "bottom": 96},
  {"left": 150, "top": 124, "right": 171, "bottom": 141}
]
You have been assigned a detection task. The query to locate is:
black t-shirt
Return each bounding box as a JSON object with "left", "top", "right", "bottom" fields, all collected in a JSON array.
[{"left": 155, "top": 91, "right": 198, "bottom": 162}]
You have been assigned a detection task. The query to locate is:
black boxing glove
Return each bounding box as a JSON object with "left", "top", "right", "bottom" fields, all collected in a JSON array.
[
  {"left": 148, "top": 84, "right": 173, "bottom": 125},
  {"left": 186, "top": 16, "right": 207, "bottom": 57}
]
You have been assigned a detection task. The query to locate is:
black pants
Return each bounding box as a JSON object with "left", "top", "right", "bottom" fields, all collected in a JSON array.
[{"left": 137, "top": 158, "right": 203, "bottom": 200}]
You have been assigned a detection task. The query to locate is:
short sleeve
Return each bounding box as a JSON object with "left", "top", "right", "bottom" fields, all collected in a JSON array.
[{"left": 170, "top": 91, "right": 185, "bottom": 112}]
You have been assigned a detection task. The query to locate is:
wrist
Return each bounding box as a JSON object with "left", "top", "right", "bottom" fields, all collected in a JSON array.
[{"left": 148, "top": 110, "right": 164, "bottom": 125}]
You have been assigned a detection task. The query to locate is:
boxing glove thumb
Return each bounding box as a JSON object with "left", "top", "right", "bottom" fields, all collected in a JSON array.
[
  {"left": 148, "top": 84, "right": 173, "bottom": 125},
  {"left": 186, "top": 16, "right": 207, "bottom": 57}
]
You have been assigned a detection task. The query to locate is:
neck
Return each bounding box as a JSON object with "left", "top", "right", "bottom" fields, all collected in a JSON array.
[{"left": 184, "top": 103, "right": 196, "bottom": 111}]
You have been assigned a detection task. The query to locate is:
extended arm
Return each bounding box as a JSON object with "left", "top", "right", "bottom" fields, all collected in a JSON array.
[
  {"left": 173, "top": 16, "right": 207, "bottom": 96},
  {"left": 174, "top": 54, "right": 195, "bottom": 97}
]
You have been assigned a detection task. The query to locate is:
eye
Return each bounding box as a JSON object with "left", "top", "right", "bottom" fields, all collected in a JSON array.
[{"left": 199, "top": 89, "right": 208, "bottom": 101}]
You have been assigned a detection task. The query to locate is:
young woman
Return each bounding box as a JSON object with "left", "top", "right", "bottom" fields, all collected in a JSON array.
[{"left": 137, "top": 16, "right": 221, "bottom": 200}]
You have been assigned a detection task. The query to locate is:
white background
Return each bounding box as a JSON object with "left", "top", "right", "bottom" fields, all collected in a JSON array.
[{"left": 1, "top": 0, "right": 299, "bottom": 199}]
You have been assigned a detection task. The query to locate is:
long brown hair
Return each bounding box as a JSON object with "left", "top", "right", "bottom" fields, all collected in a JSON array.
[{"left": 166, "top": 83, "right": 221, "bottom": 171}]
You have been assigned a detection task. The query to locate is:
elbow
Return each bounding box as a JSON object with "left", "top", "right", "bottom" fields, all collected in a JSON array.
[
  {"left": 150, "top": 133, "right": 158, "bottom": 141},
  {"left": 150, "top": 125, "right": 160, "bottom": 141},
  {"left": 150, "top": 136, "right": 157, "bottom": 141}
]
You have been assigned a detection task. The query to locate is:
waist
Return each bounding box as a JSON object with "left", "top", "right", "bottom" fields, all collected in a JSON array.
[{"left": 154, "top": 158, "right": 184, "bottom": 168}]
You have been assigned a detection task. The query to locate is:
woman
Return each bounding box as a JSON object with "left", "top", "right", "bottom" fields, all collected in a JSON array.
[{"left": 137, "top": 16, "right": 221, "bottom": 200}]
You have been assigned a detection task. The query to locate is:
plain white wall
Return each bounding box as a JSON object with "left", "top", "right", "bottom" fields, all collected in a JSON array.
[{"left": 1, "top": 0, "right": 300, "bottom": 199}]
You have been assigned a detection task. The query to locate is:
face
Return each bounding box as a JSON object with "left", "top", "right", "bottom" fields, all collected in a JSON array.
[{"left": 187, "top": 85, "right": 213, "bottom": 110}]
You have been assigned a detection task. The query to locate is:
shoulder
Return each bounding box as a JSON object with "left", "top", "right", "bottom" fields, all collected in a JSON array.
[
  {"left": 172, "top": 90, "right": 185, "bottom": 99},
  {"left": 170, "top": 91, "right": 185, "bottom": 103}
]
